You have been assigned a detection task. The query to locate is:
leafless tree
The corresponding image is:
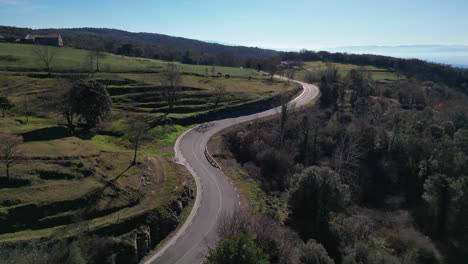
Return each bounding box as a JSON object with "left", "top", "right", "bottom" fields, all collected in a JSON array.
[
  {"left": 211, "top": 66, "right": 216, "bottom": 78},
  {"left": 267, "top": 56, "right": 281, "bottom": 81},
  {"left": 217, "top": 211, "right": 253, "bottom": 239},
  {"left": 277, "top": 66, "right": 285, "bottom": 79},
  {"left": 213, "top": 84, "right": 226, "bottom": 107},
  {"left": 286, "top": 69, "right": 296, "bottom": 84},
  {"left": 127, "top": 119, "right": 151, "bottom": 165},
  {"left": 32, "top": 45, "right": 56, "bottom": 76},
  {"left": 160, "top": 63, "right": 182, "bottom": 113},
  {"left": 55, "top": 79, "right": 75, "bottom": 131},
  {"left": 0, "top": 134, "right": 23, "bottom": 179},
  {"left": 337, "top": 85, "right": 346, "bottom": 123},
  {"left": 278, "top": 98, "right": 293, "bottom": 148},
  {"left": 217, "top": 210, "right": 301, "bottom": 263},
  {"left": 333, "top": 133, "right": 366, "bottom": 187},
  {"left": 204, "top": 67, "right": 210, "bottom": 80},
  {"left": 323, "top": 62, "right": 339, "bottom": 83},
  {"left": 87, "top": 49, "right": 106, "bottom": 73},
  {"left": 22, "top": 89, "right": 30, "bottom": 124}
]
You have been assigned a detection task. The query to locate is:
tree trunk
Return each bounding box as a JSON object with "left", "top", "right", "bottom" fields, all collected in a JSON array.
[
  {"left": 6, "top": 164, "right": 10, "bottom": 179},
  {"left": 132, "top": 142, "right": 138, "bottom": 165},
  {"left": 96, "top": 53, "right": 100, "bottom": 72}
]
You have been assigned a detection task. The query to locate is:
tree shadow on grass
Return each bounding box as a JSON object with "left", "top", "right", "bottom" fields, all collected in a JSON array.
[
  {"left": 0, "top": 177, "right": 31, "bottom": 189},
  {"left": 20, "top": 126, "right": 71, "bottom": 142}
]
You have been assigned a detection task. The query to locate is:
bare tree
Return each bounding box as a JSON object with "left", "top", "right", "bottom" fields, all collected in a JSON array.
[
  {"left": 266, "top": 56, "right": 281, "bottom": 81},
  {"left": 204, "top": 67, "right": 210, "bottom": 80},
  {"left": 127, "top": 119, "right": 151, "bottom": 165},
  {"left": 211, "top": 66, "right": 216, "bottom": 78},
  {"left": 0, "top": 134, "right": 23, "bottom": 179},
  {"left": 160, "top": 63, "right": 182, "bottom": 113},
  {"left": 286, "top": 69, "right": 296, "bottom": 84},
  {"left": 55, "top": 79, "right": 76, "bottom": 132},
  {"left": 277, "top": 66, "right": 285, "bottom": 79},
  {"left": 213, "top": 84, "right": 226, "bottom": 107},
  {"left": 323, "top": 62, "right": 339, "bottom": 83},
  {"left": 88, "top": 49, "right": 106, "bottom": 73},
  {"left": 278, "top": 98, "right": 292, "bottom": 148},
  {"left": 333, "top": 133, "right": 366, "bottom": 187},
  {"left": 22, "top": 89, "right": 30, "bottom": 124},
  {"left": 32, "top": 45, "right": 56, "bottom": 76}
]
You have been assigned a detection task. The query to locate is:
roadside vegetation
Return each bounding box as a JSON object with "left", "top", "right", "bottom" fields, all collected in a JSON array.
[{"left": 209, "top": 63, "right": 468, "bottom": 263}]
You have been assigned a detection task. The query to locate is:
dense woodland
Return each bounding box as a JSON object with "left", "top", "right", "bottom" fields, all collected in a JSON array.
[{"left": 210, "top": 65, "right": 468, "bottom": 263}]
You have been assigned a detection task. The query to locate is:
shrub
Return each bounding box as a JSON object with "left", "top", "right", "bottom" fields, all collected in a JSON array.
[{"left": 206, "top": 233, "right": 270, "bottom": 264}]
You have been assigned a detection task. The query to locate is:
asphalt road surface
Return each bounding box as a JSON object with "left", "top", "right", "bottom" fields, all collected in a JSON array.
[{"left": 144, "top": 78, "right": 319, "bottom": 264}]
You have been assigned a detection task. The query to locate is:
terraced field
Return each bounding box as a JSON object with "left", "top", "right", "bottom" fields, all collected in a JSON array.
[
  {"left": 0, "top": 43, "right": 298, "bottom": 260},
  {"left": 99, "top": 72, "right": 298, "bottom": 124}
]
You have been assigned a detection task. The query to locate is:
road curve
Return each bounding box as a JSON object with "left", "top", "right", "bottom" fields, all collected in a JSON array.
[{"left": 144, "top": 78, "right": 319, "bottom": 264}]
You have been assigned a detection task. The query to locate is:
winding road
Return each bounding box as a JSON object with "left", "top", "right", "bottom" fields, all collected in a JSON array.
[{"left": 144, "top": 78, "right": 319, "bottom": 264}]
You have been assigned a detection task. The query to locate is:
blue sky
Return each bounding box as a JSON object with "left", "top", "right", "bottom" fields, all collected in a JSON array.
[{"left": 1, "top": 0, "right": 467, "bottom": 50}]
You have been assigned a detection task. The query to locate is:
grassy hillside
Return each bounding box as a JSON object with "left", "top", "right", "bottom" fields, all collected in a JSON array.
[
  {"left": 0, "top": 42, "right": 257, "bottom": 75},
  {"left": 0, "top": 26, "right": 276, "bottom": 64},
  {"left": 0, "top": 42, "right": 297, "bottom": 260},
  {"left": 294, "top": 61, "right": 402, "bottom": 82}
]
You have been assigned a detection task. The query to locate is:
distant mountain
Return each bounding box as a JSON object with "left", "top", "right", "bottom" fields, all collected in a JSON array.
[
  {"left": 326, "top": 45, "right": 468, "bottom": 67},
  {"left": 203, "top": 40, "right": 239, "bottom": 46},
  {"left": 454, "top": 64, "right": 468, "bottom": 69},
  {"left": 0, "top": 26, "right": 277, "bottom": 66}
]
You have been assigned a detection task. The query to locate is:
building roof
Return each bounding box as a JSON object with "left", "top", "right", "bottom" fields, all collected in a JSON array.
[{"left": 25, "top": 33, "right": 62, "bottom": 40}]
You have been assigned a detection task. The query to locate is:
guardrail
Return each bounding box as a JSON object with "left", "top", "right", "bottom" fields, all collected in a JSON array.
[{"left": 204, "top": 146, "right": 222, "bottom": 169}]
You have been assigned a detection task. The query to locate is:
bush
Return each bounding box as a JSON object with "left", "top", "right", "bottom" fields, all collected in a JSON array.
[
  {"left": 206, "top": 233, "right": 270, "bottom": 264},
  {"left": 298, "top": 239, "right": 334, "bottom": 264}
]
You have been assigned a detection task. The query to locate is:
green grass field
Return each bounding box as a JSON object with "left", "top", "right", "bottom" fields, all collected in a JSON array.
[
  {"left": 294, "top": 61, "right": 403, "bottom": 82},
  {"left": 0, "top": 42, "right": 257, "bottom": 76},
  {"left": 0, "top": 42, "right": 297, "bottom": 245}
]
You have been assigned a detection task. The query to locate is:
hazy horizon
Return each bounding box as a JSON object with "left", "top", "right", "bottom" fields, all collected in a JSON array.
[
  {"left": 2, "top": 0, "right": 467, "bottom": 67},
  {"left": 1, "top": 0, "right": 467, "bottom": 49}
]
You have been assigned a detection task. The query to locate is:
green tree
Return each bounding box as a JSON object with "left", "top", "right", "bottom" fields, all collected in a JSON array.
[
  {"left": 319, "top": 76, "right": 334, "bottom": 108},
  {"left": 449, "top": 176, "right": 468, "bottom": 238},
  {"left": 422, "top": 174, "right": 453, "bottom": 237},
  {"left": 455, "top": 129, "right": 468, "bottom": 154},
  {"left": 288, "top": 166, "right": 350, "bottom": 239},
  {"left": 298, "top": 239, "right": 335, "bottom": 264},
  {"left": 206, "top": 233, "right": 270, "bottom": 264},
  {"left": 0, "top": 96, "right": 14, "bottom": 117},
  {"left": 73, "top": 80, "right": 112, "bottom": 127}
]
